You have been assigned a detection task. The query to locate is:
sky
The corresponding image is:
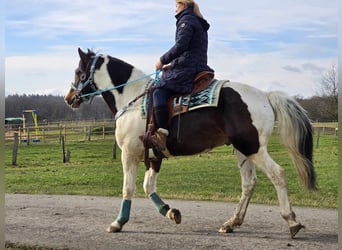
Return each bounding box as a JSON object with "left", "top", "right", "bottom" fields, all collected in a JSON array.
[{"left": 5, "top": 0, "right": 338, "bottom": 98}]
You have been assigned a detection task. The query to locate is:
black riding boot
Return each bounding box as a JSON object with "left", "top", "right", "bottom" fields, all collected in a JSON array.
[
  {"left": 152, "top": 106, "right": 169, "bottom": 150},
  {"left": 154, "top": 106, "right": 169, "bottom": 130}
]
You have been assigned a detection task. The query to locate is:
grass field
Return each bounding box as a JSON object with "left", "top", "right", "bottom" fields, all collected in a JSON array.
[{"left": 4, "top": 133, "right": 338, "bottom": 208}]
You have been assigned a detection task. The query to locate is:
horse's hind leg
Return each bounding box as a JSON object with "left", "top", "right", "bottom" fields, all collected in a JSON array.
[
  {"left": 220, "top": 150, "right": 257, "bottom": 233},
  {"left": 143, "top": 161, "right": 181, "bottom": 224},
  {"left": 107, "top": 149, "right": 139, "bottom": 233},
  {"left": 250, "top": 147, "right": 304, "bottom": 238}
]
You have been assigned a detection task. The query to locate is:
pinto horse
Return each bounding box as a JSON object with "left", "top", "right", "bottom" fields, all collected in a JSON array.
[{"left": 64, "top": 48, "right": 315, "bottom": 238}]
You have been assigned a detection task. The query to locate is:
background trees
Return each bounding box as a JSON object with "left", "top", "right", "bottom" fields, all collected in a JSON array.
[
  {"left": 5, "top": 65, "right": 338, "bottom": 123},
  {"left": 296, "top": 64, "right": 338, "bottom": 122},
  {"left": 5, "top": 95, "right": 114, "bottom": 124}
]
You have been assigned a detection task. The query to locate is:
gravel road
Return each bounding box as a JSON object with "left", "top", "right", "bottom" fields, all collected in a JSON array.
[{"left": 5, "top": 194, "right": 338, "bottom": 250}]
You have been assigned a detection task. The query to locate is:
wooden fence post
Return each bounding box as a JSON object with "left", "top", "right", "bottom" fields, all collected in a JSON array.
[
  {"left": 316, "top": 129, "right": 320, "bottom": 148},
  {"left": 61, "top": 135, "right": 66, "bottom": 163},
  {"left": 18, "top": 127, "right": 22, "bottom": 144},
  {"left": 12, "top": 132, "right": 19, "bottom": 166},
  {"left": 61, "top": 135, "right": 70, "bottom": 163},
  {"left": 88, "top": 126, "right": 91, "bottom": 141},
  {"left": 102, "top": 125, "right": 105, "bottom": 140},
  {"left": 26, "top": 128, "right": 30, "bottom": 146},
  {"left": 59, "top": 126, "right": 62, "bottom": 144}
]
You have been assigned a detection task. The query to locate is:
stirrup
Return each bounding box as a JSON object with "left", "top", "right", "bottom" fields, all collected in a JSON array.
[{"left": 151, "top": 128, "right": 169, "bottom": 151}]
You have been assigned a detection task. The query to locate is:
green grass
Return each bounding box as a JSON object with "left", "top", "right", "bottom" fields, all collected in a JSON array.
[{"left": 4, "top": 134, "right": 337, "bottom": 208}]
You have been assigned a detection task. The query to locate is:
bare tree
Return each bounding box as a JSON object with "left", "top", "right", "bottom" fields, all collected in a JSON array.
[
  {"left": 317, "top": 64, "right": 338, "bottom": 121},
  {"left": 320, "top": 64, "right": 338, "bottom": 98}
]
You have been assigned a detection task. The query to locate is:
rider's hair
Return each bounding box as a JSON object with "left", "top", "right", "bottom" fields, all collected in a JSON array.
[{"left": 176, "top": 0, "right": 203, "bottom": 19}]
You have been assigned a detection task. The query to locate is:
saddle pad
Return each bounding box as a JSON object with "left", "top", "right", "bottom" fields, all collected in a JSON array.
[{"left": 141, "top": 79, "right": 227, "bottom": 118}]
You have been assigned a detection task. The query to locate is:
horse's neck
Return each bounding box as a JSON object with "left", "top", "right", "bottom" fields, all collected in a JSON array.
[
  {"left": 111, "top": 68, "right": 149, "bottom": 110},
  {"left": 94, "top": 56, "right": 149, "bottom": 112}
]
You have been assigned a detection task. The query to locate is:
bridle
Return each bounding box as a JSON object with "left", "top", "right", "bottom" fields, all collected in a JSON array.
[{"left": 71, "top": 54, "right": 102, "bottom": 104}]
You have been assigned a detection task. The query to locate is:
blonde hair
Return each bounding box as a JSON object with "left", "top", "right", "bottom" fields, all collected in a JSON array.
[{"left": 176, "top": 0, "right": 203, "bottom": 18}]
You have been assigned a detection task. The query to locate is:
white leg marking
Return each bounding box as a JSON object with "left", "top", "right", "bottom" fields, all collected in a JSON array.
[
  {"left": 121, "top": 149, "right": 140, "bottom": 199},
  {"left": 143, "top": 167, "right": 158, "bottom": 196}
]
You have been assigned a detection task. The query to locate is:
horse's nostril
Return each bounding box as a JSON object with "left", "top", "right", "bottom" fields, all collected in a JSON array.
[{"left": 64, "top": 96, "right": 74, "bottom": 106}]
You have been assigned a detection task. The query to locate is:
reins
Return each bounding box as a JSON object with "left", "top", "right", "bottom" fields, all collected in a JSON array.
[{"left": 79, "top": 61, "right": 161, "bottom": 99}]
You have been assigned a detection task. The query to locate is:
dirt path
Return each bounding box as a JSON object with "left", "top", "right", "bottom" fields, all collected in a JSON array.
[{"left": 5, "top": 194, "right": 338, "bottom": 250}]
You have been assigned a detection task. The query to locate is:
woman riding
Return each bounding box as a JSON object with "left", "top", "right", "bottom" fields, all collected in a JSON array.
[{"left": 152, "top": 0, "right": 214, "bottom": 150}]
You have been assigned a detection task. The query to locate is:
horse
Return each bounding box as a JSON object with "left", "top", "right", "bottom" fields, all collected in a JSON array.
[{"left": 64, "top": 48, "right": 316, "bottom": 238}]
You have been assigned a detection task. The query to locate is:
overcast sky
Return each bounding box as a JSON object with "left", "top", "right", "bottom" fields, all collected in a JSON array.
[{"left": 5, "top": 0, "right": 337, "bottom": 97}]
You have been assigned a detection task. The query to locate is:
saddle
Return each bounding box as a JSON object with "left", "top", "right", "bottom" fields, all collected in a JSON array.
[
  {"left": 170, "top": 71, "right": 215, "bottom": 117},
  {"left": 193, "top": 71, "right": 215, "bottom": 93},
  {"left": 142, "top": 71, "right": 215, "bottom": 169}
]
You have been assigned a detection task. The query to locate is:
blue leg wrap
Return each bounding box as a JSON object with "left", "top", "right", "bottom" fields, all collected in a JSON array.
[
  {"left": 149, "top": 192, "right": 170, "bottom": 216},
  {"left": 116, "top": 199, "right": 132, "bottom": 225}
]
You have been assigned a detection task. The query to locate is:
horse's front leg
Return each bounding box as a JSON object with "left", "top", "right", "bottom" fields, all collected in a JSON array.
[
  {"left": 143, "top": 160, "right": 181, "bottom": 224},
  {"left": 107, "top": 149, "right": 140, "bottom": 233}
]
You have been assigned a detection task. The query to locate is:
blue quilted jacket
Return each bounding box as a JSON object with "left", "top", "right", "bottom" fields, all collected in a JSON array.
[{"left": 157, "top": 7, "right": 214, "bottom": 93}]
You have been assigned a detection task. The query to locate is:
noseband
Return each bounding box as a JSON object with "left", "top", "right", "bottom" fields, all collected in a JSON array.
[{"left": 71, "top": 54, "right": 102, "bottom": 103}]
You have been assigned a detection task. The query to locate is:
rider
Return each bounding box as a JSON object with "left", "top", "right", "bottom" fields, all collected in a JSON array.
[{"left": 152, "top": 0, "right": 214, "bottom": 150}]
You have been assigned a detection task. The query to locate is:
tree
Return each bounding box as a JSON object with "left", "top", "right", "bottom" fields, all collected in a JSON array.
[
  {"left": 317, "top": 64, "right": 338, "bottom": 121},
  {"left": 5, "top": 95, "right": 114, "bottom": 122}
]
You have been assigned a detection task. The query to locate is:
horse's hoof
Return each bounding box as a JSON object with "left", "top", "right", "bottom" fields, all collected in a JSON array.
[
  {"left": 107, "top": 221, "right": 122, "bottom": 233},
  {"left": 218, "top": 225, "right": 234, "bottom": 233},
  {"left": 290, "top": 223, "right": 305, "bottom": 238},
  {"left": 166, "top": 208, "right": 182, "bottom": 224}
]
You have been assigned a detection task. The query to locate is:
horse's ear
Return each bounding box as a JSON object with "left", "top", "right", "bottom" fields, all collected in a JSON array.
[{"left": 78, "top": 47, "right": 88, "bottom": 63}]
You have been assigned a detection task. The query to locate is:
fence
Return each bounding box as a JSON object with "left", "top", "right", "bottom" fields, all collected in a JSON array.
[
  {"left": 312, "top": 122, "right": 338, "bottom": 136},
  {"left": 4, "top": 120, "right": 338, "bottom": 144},
  {"left": 5, "top": 120, "right": 337, "bottom": 166},
  {"left": 5, "top": 120, "right": 116, "bottom": 144}
]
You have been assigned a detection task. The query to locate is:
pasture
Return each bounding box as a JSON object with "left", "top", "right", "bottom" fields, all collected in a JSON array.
[{"left": 4, "top": 125, "right": 337, "bottom": 208}]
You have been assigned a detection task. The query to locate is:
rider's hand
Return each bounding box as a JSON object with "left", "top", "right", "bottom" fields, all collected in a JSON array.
[
  {"left": 155, "top": 59, "right": 163, "bottom": 70},
  {"left": 162, "top": 63, "right": 171, "bottom": 71}
]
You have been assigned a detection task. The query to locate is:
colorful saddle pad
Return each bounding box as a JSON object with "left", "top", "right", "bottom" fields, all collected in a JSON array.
[{"left": 141, "top": 79, "right": 227, "bottom": 118}]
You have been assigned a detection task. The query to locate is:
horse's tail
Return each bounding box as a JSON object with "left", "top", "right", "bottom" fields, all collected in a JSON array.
[{"left": 267, "top": 91, "right": 316, "bottom": 190}]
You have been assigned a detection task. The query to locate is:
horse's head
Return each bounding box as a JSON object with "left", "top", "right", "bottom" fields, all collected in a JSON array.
[
  {"left": 65, "top": 48, "right": 146, "bottom": 116},
  {"left": 64, "top": 48, "right": 103, "bottom": 109}
]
